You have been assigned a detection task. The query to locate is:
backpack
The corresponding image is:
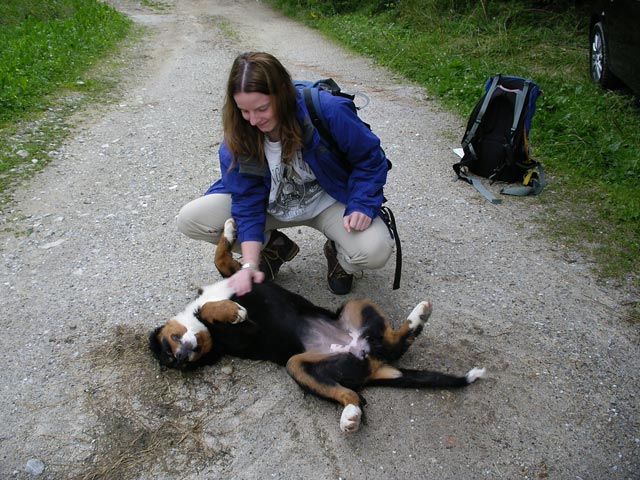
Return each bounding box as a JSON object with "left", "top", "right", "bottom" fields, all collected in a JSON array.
[
  {"left": 293, "top": 78, "right": 402, "bottom": 290},
  {"left": 453, "top": 74, "right": 544, "bottom": 204}
]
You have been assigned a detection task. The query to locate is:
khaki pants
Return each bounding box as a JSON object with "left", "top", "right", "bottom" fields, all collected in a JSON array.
[{"left": 176, "top": 193, "right": 394, "bottom": 274}]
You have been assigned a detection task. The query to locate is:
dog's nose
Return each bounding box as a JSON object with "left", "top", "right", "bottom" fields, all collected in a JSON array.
[
  {"left": 175, "top": 341, "right": 195, "bottom": 361},
  {"left": 175, "top": 350, "right": 189, "bottom": 361}
]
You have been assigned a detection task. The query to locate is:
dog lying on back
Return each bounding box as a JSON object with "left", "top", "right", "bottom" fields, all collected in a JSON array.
[{"left": 150, "top": 219, "right": 485, "bottom": 432}]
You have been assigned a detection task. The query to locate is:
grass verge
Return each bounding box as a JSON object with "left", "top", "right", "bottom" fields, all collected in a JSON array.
[{"left": 0, "top": 0, "right": 134, "bottom": 196}]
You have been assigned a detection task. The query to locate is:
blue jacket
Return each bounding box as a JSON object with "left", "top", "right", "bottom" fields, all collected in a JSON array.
[{"left": 204, "top": 89, "right": 388, "bottom": 244}]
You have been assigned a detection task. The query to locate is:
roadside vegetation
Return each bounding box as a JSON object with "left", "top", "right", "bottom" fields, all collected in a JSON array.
[
  {"left": 0, "top": 0, "right": 132, "bottom": 193},
  {"left": 267, "top": 0, "right": 640, "bottom": 305}
]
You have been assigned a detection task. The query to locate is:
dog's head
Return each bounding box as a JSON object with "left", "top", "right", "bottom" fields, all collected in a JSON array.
[{"left": 149, "top": 313, "right": 213, "bottom": 370}]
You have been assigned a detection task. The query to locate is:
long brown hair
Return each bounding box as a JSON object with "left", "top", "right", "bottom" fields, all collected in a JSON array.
[{"left": 223, "top": 52, "right": 303, "bottom": 165}]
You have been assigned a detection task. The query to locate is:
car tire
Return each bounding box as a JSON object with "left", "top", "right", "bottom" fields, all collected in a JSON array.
[{"left": 590, "top": 21, "right": 619, "bottom": 89}]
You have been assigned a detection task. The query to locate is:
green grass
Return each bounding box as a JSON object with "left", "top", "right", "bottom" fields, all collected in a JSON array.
[
  {"left": 268, "top": 0, "right": 640, "bottom": 305},
  {"left": 139, "top": 0, "right": 172, "bottom": 11},
  {"left": 0, "top": 0, "right": 132, "bottom": 192}
]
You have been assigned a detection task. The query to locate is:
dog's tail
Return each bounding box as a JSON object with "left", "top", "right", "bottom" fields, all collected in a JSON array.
[{"left": 367, "top": 366, "right": 485, "bottom": 389}]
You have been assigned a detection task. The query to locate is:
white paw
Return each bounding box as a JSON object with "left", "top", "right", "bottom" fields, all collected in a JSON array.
[
  {"left": 408, "top": 301, "right": 432, "bottom": 329},
  {"left": 465, "top": 367, "right": 486, "bottom": 383},
  {"left": 223, "top": 218, "right": 236, "bottom": 243},
  {"left": 340, "top": 404, "right": 362, "bottom": 433},
  {"left": 233, "top": 304, "right": 247, "bottom": 324}
]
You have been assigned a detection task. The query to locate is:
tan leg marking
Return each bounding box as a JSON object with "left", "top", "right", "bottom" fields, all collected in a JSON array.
[
  {"left": 286, "top": 352, "right": 361, "bottom": 407},
  {"left": 214, "top": 218, "right": 241, "bottom": 277},
  {"left": 198, "top": 300, "right": 246, "bottom": 325},
  {"left": 382, "top": 319, "right": 412, "bottom": 345},
  {"left": 367, "top": 359, "right": 403, "bottom": 382}
]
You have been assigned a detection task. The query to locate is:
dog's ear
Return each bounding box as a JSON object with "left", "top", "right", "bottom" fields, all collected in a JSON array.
[
  {"left": 148, "top": 326, "right": 164, "bottom": 357},
  {"left": 149, "top": 326, "right": 176, "bottom": 367}
]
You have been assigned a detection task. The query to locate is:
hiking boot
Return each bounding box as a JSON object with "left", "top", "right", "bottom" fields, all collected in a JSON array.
[
  {"left": 323, "top": 240, "right": 353, "bottom": 295},
  {"left": 259, "top": 230, "right": 299, "bottom": 280}
]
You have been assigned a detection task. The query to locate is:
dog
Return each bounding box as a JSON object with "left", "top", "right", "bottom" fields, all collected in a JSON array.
[{"left": 150, "top": 219, "right": 485, "bottom": 432}]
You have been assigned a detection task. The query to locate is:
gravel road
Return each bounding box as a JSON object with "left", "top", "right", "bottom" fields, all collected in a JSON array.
[{"left": 1, "top": 1, "right": 638, "bottom": 479}]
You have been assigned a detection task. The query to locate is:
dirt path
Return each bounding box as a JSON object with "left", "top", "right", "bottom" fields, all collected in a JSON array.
[{"left": 1, "top": 1, "right": 638, "bottom": 478}]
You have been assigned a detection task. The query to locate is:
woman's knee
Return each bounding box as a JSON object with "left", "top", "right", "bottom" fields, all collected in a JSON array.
[
  {"left": 176, "top": 197, "right": 224, "bottom": 243},
  {"left": 340, "top": 235, "right": 394, "bottom": 272},
  {"left": 176, "top": 202, "right": 199, "bottom": 238},
  {"left": 363, "top": 235, "right": 394, "bottom": 269}
]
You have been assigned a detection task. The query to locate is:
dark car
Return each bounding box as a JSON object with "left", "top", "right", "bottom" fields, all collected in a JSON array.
[{"left": 589, "top": 0, "right": 640, "bottom": 96}]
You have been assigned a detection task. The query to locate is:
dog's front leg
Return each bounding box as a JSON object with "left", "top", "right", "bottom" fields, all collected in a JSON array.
[
  {"left": 197, "top": 300, "right": 247, "bottom": 325},
  {"left": 286, "top": 352, "right": 365, "bottom": 433},
  {"left": 215, "top": 218, "right": 242, "bottom": 277}
]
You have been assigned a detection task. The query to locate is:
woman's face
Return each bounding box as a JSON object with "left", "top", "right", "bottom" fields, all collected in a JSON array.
[{"left": 234, "top": 91, "right": 278, "bottom": 139}]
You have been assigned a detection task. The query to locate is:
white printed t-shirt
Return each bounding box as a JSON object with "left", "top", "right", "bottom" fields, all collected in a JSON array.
[{"left": 264, "top": 137, "right": 336, "bottom": 221}]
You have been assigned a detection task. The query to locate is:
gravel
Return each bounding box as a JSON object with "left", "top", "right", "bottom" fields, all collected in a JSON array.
[{"left": 0, "top": 1, "right": 638, "bottom": 479}]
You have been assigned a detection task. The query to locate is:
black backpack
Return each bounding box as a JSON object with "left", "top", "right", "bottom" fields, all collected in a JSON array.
[
  {"left": 453, "top": 74, "right": 544, "bottom": 203},
  {"left": 293, "top": 78, "right": 402, "bottom": 290}
]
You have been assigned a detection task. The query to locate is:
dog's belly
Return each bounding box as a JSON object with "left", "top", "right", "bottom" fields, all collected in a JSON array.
[{"left": 301, "top": 319, "right": 370, "bottom": 359}]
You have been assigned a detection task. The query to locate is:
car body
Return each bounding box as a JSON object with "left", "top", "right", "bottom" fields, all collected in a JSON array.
[{"left": 589, "top": 0, "right": 640, "bottom": 96}]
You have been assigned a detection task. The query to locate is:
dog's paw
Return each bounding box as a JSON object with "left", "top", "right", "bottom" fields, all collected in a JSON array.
[
  {"left": 233, "top": 304, "right": 247, "bottom": 324},
  {"left": 340, "top": 404, "right": 362, "bottom": 433},
  {"left": 465, "top": 367, "right": 486, "bottom": 384},
  {"left": 408, "top": 301, "right": 432, "bottom": 330},
  {"left": 223, "top": 218, "right": 236, "bottom": 244}
]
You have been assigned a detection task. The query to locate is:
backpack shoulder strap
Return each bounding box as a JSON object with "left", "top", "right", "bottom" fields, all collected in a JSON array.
[
  {"left": 302, "top": 86, "right": 344, "bottom": 159},
  {"left": 461, "top": 74, "right": 501, "bottom": 152},
  {"left": 509, "top": 79, "right": 531, "bottom": 143},
  {"left": 453, "top": 170, "right": 503, "bottom": 204}
]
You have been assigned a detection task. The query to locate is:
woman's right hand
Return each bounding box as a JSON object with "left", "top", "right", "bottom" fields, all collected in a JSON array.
[{"left": 228, "top": 265, "right": 265, "bottom": 296}]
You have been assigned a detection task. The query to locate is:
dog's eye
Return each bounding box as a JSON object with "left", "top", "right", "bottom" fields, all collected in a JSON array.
[
  {"left": 193, "top": 346, "right": 201, "bottom": 353},
  {"left": 160, "top": 338, "right": 175, "bottom": 357},
  {"left": 171, "top": 334, "right": 181, "bottom": 341},
  {"left": 162, "top": 346, "right": 175, "bottom": 359}
]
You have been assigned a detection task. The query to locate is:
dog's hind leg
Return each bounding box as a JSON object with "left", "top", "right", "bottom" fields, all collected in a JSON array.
[
  {"left": 378, "top": 301, "right": 432, "bottom": 360},
  {"left": 215, "top": 218, "right": 242, "bottom": 278},
  {"left": 286, "top": 352, "right": 367, "bottom": 433},
  {"left": 366, "top": 359, "right": 486, "bottom": 389},
  {"left": 346, "top": 300, "right": 432, "bottom": 361}
]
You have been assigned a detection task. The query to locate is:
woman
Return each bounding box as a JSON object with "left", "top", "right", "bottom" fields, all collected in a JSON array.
[{"left": 177, "top": 52, "right": 394, "bottom": 296}]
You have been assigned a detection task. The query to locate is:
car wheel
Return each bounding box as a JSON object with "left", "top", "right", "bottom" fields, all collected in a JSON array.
[{"left": 590, "top": 21, "right": 618, "bottom": 89}]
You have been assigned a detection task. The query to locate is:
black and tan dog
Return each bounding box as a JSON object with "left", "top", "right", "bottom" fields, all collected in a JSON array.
[{"left": 150, "top": 219, "right": 485, "bottom": 432}]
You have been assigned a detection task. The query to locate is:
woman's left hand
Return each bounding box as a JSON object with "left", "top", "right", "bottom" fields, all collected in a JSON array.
[{"left": 343, "top": 211, "right": 372, "bottom": 233}]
